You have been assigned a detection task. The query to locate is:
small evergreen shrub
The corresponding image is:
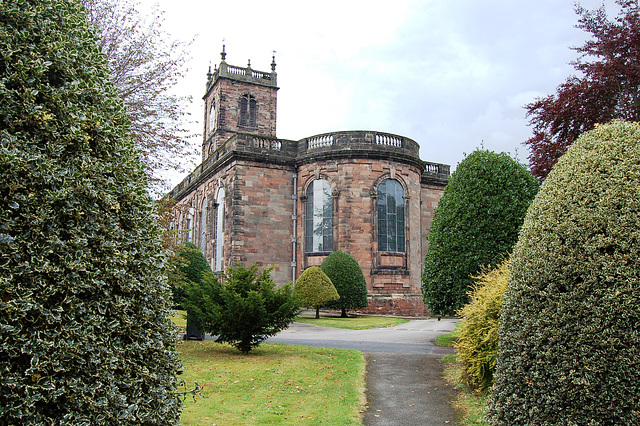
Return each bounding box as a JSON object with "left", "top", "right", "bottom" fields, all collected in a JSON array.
[
  {"left": 455, "top": 260, "right": 509, "bottom": 393},
  {"left": 0, "top": 1, "right": 180, "bottom": 423},
  {"left": 487, "top": 121, "right": 640, "bottom": 425},
  {"left": 183, "top": 264, "right": 300, "bottom": 353},
  {"left": 422, "top": 149, "right": 538, "bottom": 316},
  {"left": 294, "top": 266, "right": 339, "bottom": 319},
  {"left": 321, "top": 251, "right": 368, "bottom": 317}
]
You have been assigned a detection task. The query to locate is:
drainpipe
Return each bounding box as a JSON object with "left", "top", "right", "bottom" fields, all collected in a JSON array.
[{"left": 291, "top": 171, "right": 298, "bottom": 284}]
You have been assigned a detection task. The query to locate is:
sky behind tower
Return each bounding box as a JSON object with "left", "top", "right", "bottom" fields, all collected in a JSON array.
[{"left": 139, "top": 0, "right": 620, "bottom": 187}]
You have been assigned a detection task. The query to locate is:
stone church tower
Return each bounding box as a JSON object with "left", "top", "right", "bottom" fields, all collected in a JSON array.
[
  {"left": 202, "top": 45, "right": 278, "bottom": 159},
  {"left": 169, "top": 47, "right": 450, "bottom": 316}
]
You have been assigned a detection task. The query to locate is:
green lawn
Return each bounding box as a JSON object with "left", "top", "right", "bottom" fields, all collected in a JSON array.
[
  {"left": 177, "top": 341, "right": 365, "bottom": 425},
  {"left": 295, "top": 314, "right": 410, "bottom": 330},
  {"left": 170, "top": 310, "right": 187, "bottom": 331}
]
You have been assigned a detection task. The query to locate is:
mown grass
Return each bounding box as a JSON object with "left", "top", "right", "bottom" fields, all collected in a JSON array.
[
  {"left": 170, "top": 310, "right": 187, "bottom": 331},
  {"left": 177, "top": 341, "right": 366, "bottom": 425},
  {"left": 436, "top": 325, "right": 489, "bottom": 426},
  {"left": 295, "top": 314, "right": 409, "bottom": 330}
]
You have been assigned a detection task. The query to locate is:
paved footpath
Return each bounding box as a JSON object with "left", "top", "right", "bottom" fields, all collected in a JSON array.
[{"left": 268, "top": 318, "right": 459, "bottom": 425}]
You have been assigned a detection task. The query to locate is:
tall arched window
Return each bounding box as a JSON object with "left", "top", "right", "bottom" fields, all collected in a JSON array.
[
  {"left": 215, "top": 189, "right": 225, "bottom": 271},
  {"left": 377, "top": 179, "right": 405, "bottom": 252},
  {"left": 208, "top": 103, "right": 216, "bottom": 134},
  {"left": 186, "top": 208, "right": 194, "bottom": 243},
  {"left": 199, "top": 197, "right": 207, "bottom": 253},
  {"left": 239, "top": 94, "right": 257, "bottom": 128},
  {"left": 305, "top": 179, "right": 333, "bottom": 253}
]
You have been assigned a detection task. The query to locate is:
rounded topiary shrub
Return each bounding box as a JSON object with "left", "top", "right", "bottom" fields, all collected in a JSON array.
[
  {"left": 487, "top": 121, "right": 640, "bottom": 425},
  {"left": 0, "top": 1, "right": 180, "bottom": 424},
  {"left": 422, "top": 149, "right": 538, "bottom": 316},
  {"left": 294, "top": 266, "right": 339, "bottom": 319},
  {"left": 455, "top": 259, "right": 509, "bottom": 393},
  {"left": 321, "top": 251, "right": 368, "bottom": 317}
]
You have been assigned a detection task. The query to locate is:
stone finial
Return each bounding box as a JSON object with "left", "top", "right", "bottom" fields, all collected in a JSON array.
[
  {"left": 207, "top": 63, "right": 212, "bottom": 80},
  {"left": 247, "top": 59, "right": 251, "bottom": 69},
  {"left": 221, "top": 42, "right": 226, "bottom": 61},
  {"left": 271, "top": 51, "right": 277, "bottom": 72}
]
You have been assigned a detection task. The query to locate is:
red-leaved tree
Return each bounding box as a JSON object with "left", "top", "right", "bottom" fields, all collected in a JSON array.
[{"left": 525, "top": 0, "right": 640, "bottom": 181}]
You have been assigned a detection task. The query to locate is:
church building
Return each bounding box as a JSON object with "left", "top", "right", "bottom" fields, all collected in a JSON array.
[{"left": 167, "top": 47, "right": 450, "bottom": 316}]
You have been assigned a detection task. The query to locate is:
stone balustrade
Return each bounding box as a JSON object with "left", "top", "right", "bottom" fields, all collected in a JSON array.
[{"left": 168, "top": 131, "right": 449, "bottom": 199}]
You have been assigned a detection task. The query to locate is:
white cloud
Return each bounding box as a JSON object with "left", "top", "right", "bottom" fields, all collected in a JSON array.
[{"left": 136, "top": 0, "right": 623, "bottom": 184}]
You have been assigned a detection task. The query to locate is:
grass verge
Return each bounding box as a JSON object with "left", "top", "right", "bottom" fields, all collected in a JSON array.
[
  {"left": 170, "top": 310, "right": 187, "bottom": 331},
  {"left": 436, "top": 326, "right": 489, "bottom": 426},
  {"left": 295, "top": 314, "right": 409, "bottom": 330},
  {"left": 177, "top": 341, "right": 366, "bottom": 425}
]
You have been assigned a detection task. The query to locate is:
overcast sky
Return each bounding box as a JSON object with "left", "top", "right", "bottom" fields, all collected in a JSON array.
[{"left": 139, "top": 0, "right": 620, "bottom": 187}]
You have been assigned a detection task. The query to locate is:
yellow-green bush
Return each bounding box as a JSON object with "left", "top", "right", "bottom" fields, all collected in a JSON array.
[
  {"left": 294, "top": 266, "right": 339, "bottom": 319},
  {"left": 455, "top": 260, "right": 509, "bottom": 393}
]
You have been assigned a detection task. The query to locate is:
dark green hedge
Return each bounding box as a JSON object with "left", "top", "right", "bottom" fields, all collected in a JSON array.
[
  {"left": 0, "top": 1, "right": 180, "bottom": 424},
  {"left": 422, "top": 149, "right": 538, "bottom": 316},
  {"left": 172, "top": 242, "right": 211, "bottom": 308},
  {"left": 321, "top": 251, "right": 368, "bottom": 317},
  {"left": 487, "top": 121, "right": 640, "bottom": 425}
]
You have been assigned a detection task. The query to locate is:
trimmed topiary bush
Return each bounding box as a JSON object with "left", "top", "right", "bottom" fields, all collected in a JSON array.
[
  {"left": 487, "top": 121, "right": 640, "bottom": 425},
  {"left": 321, "top": 251, "right": 368, "bottom": 318},
  {"left": 183, "top": 263, "right": 300, "bottom": 353},
  {"left": 455, "top": 259, "right": 509, "bottom": 393},
  {"left": 294, "top": 266, "right": 339, "bottom": 319},
  {"left": 422, "top": 149, "right": 538, "bottom": 316},
  {"left": 0, "top": 1, "right": 181, "bottom": 424}
]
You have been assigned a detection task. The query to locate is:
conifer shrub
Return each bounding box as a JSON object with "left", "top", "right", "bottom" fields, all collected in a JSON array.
[
  {"left": 183, "top": 264, "right": 299, "bottom": 353},
  {"left": 0, "top": 1, "right": 180, "bottom": 424},
  {"left": 294, "top": 266, "right": 339, "bottom": 319},
  {"left": 487, "top": 121, "right": 640, "bottom": 425},
  {"left": 455, "top": 260, "right": 509, "bottom": 393},
  {"left": 321, "top": 251, "right": 368, "bottom": 317},
  {"left": 422, "top": 149, "right": 538, "bottom": 316}
]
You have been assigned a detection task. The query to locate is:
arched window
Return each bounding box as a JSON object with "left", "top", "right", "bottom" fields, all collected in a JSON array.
[
  {"left": 239, "top": 94, "right": 257, "bottom": 128},
  {"left": 199, "top": 197, "right": 207, "bottom": 253},
  {"left": 305, "top": 179, "right": 333, "bottom": 253},
  {"left": 377, "top": 179, "right": 405, "bottom": 252},
  {"left": 186, "top": 217, "right": 192, "bottom": 242},
  {"left": 208, "top": 103, "right": 216, "bottom": 134},
  {"left": 215, "top": 189, "right": 225, "bottom": 271}
]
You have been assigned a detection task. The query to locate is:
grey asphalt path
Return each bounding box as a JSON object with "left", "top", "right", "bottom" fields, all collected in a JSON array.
[{"left": 268, "top": 318, "right": 459, "bottom": 425}]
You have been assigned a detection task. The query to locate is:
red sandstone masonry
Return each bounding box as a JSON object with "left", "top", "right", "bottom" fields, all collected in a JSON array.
[{"left": 169, "top": 57, "right": 448, "bottom": 316}]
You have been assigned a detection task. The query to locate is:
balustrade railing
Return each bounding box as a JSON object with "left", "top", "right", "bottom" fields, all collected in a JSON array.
[
  {"left": 375, "top": 133, "right": 402, "bottom": 147},
  {"left": 307, "top": 134, "right": 334, "bottom": 149},
  {"left": 170, "top": 131, "right": 448, "bottom": 199}
]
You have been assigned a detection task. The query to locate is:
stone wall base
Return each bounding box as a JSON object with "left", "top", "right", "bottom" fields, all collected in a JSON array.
[{"left": 359, "top": 293, "right": 428, "bottom": 317}]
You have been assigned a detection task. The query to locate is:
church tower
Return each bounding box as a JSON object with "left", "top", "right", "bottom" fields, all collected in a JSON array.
[{"left": 202, "top": 45, "right": 279, "bottom": 160}]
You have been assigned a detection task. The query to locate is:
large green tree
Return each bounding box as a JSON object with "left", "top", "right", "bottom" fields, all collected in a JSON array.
[
  {"left": 422, "top": 149, "right": 538, "bottom": 316},
  {"left": 0, "top": 1, "right": 181, "bottom": 423},
  {"left": 487, "top": 121, "right": 640, "bottom": 424}
]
